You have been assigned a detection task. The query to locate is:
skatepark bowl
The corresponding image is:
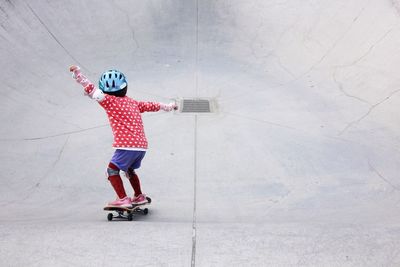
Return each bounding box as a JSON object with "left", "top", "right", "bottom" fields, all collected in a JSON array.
[{"left": 1, "top": 0, "right": 400, "bottom": 266}]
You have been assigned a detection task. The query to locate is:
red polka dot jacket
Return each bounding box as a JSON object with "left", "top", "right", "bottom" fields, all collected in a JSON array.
[{"left": 99, "top": 95, "right": 160, "bottom": 149}]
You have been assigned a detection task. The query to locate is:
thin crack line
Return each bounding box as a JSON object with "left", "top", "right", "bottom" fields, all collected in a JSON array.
[
  {"left": 191, "top": 1, "right": 199, "bottom": 266},
  {"left": 223, "top": 111, "right": 296, "bottom": 131},
  {"left": 0, "top": 124, "right": 108, "bottom": 141},
  {"left": 191, "top": 115, "right": 198, "bottom": 267},
  {"left": 333, "top": 69, "right": 371, "bottom": 105},
  {"left": 213, "top": 2, "right": 371, "bottom": 106},
  {"left": 335, "top": 28, "right": 394, "bottom": 69},
  {"left": 26, "top": 3, "right": 89, "bottom": 71},
  {"left": 309, "top": 4, "right": 368, "bottom": 69},
  {"left": 112, "top": 0, "right": 140, "bottom": 57},
  {"left": 16, "top": 136, "right": 70, "bottom": 204},
  {"left": 222, "top": 111, "right": 369, "bottom": 146},
  {"left": 339, "top": 88, "right": 400, "bottom": 135},
  {"left": 368, "top": 159, "right": 400, "bottom": 191},
  {"left": 23, "top": 124, "right": 108, "bottom": 140},
  {"left": 284, "top": 3, "right": 370, "bottom": 85}
]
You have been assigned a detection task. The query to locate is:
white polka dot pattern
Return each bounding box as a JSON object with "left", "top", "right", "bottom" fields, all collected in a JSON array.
[{"left": 99, "top": 95, "right": 161, "bottom": 149}]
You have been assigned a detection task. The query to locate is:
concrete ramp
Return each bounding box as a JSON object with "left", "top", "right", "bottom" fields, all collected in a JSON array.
[{"left": 1, "top": 0, "right": 400, "bottom": 266}]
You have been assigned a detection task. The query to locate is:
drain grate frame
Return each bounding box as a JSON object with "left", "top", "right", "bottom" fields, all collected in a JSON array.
[{"left": 176, "top": 98, "right": 217, "bottom": 114}]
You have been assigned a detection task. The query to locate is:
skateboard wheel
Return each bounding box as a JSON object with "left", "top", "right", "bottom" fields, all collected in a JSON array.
[
  {"left": 143, "top": 208, "right": 149, "bottom": 215},
  {"left": 107, "top": 213, "right": 113, "bottom": 221},
  {"left": 146, "top": 197, "right": 152, "bottom": 203},
  {"left": 127, "top": 213, "right": 133, "bottom": 221}
]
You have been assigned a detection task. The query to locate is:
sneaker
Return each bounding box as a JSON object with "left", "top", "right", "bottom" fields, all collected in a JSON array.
[
  {"left": 108, "top": 196, "right": 132, "bottom": 208},
  {"left": 132, "top": 194, "right": 148, "bottom": 205}
]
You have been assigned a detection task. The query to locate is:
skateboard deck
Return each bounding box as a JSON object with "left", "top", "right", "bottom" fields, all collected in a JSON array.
[{"left": 104, "top": 197, "right": 152, "bottom": 221}]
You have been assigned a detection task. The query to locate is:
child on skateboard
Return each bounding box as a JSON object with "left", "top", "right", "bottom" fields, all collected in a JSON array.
[{"left": 69, "top": 66, "right": 176, "bottom": 207}]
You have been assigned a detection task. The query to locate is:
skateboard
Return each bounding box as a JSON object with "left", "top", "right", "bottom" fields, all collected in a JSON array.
[{"left": 104, "top": 197, "right": 152, "bottom": 221}]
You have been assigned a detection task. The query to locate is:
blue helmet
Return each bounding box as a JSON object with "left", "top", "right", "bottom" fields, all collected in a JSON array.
[{"left": 98, "top": 70, "right": 127, "bottom": 93}]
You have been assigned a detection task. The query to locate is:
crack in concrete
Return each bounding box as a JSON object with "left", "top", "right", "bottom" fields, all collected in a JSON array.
[
  {"left": 26, "top": 3, "right": 89, "bottom": 71},
  {"left": 0, "top": 124, "right": 108, "bottom": 142},
  {"left": 191, "top": 2, "right": 200, "bottom": 266},
  {"left": 335, "top": 28, "right": 394, "bottom": 69},
  {"left": 292, "top": 3, "right": 369, "bottom": 81},
  {"left": 23, "top": 124, "right": 108, "bottom": 141},
  {"left": 223, "top": 111, "right": 296, "bottom": 131},
  {"left": 249, "top": 18, "right": 298, "bottom": 80},
  {"left": 330, "top": 26, "right": 396, "bottom": 135},
  {"left": 222, "top": 111, "right": 362, "bottom": 146},
  {"left": 339, "top": 88, "right": 400, "bottom": 135},
  {"left": 226, "top": 2, "right": 371, "bottom": 105},
  {"left": 368, "top": 159, "right": 400, "bottom": 191},
  {"left": 52, "top": 136, "right": 69, "bottom": 170},
  {"left": 112, "top": 0, "right": 140, "bottom": 57},
  {"left": 21, "top": 136, "right": 70, "bottom": 202},
  {"left": 333, "top": 70, "right": 371, "bottom": 105}
]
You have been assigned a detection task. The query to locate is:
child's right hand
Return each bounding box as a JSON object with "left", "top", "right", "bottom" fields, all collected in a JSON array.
[
  {"left": 69, "top": 65, "right": 91, "bottom": 89},
  {"left": 69, "top": 65, "right": 79, "bottom": 72},
  {"left": 69, "top": 65, "right": 81, "bottom": 79}
]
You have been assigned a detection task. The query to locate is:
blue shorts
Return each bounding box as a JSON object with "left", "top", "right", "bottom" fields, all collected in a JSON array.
[{"left": 110, "top": 149, "right": 146, "bottom": 172}]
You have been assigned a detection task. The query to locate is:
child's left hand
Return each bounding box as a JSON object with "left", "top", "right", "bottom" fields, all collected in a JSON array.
[{"left": 160, "top": 102, "right": 177, "bottom": 112}]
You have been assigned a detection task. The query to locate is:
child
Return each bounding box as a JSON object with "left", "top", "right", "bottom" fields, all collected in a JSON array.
[{"left": 69, "top": 65, "right": 176, "bottom": 207}]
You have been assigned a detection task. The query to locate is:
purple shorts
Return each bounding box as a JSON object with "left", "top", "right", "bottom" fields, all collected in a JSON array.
[{"left": 110, "top": 149, "right": 146, "bottom": 172}]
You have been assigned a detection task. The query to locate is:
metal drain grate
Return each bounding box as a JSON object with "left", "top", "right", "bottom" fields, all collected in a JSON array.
[{"left": 181, "top": 99, "right": 211, "bottom": 113}]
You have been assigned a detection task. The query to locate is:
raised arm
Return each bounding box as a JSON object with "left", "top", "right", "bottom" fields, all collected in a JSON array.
[
  {"left": 138, "top": 101, "right": 177, "bottom": 113},
  {"left": 69, "top": 65, "right": 105, "bottom": 102}
]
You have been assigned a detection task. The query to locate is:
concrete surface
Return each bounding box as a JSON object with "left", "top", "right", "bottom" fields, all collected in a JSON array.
[{"left": 1, "top": 0, "right": 400, "bottom": 266}]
